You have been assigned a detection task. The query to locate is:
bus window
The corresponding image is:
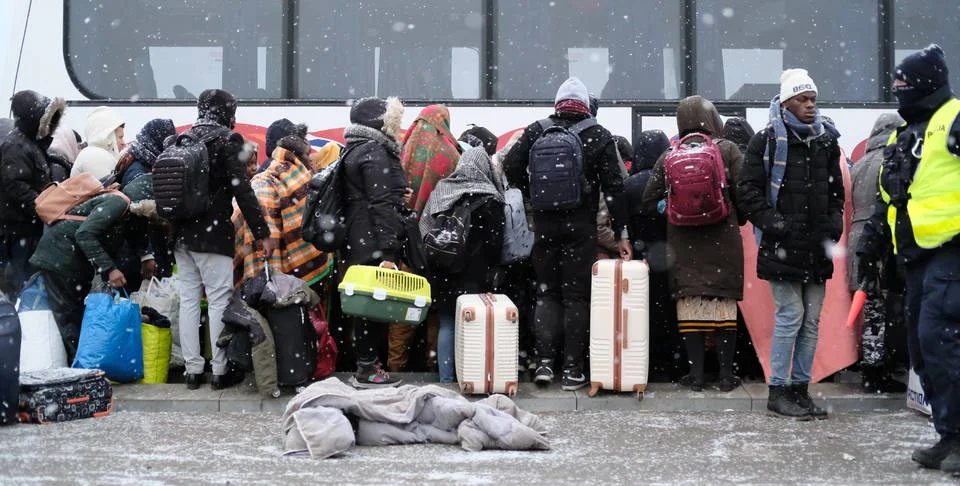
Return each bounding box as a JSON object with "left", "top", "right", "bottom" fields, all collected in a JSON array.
[
  {"left": 66, "top": 0, "right": 283, "bottom": 100},
  {"left": 296, "top": 1, "right": 483, "bottom": 100},
  {"left": 496, "top": 0, "right": 683, "bottom": 100},
  {"left": 696, "top": 0, "right": 879, "bottom": 102},
  {"left": 893, "top": 1, "right": 960, "bottom": 91}
]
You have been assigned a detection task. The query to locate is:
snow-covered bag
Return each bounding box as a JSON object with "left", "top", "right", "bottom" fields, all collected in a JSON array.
[
  {"left": 17, "top": 275, "right": 68, "bottom": 372},
  {"left": 500, "top": 187, "right": 534, "bottom": 264},
  {"left": 19, "top": 310, "right": 68, "bottom": 372},
  {"left": 907, "top": 368, "right": 931, "bottom": 416}
]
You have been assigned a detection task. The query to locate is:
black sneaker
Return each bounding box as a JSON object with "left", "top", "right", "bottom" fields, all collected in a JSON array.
[
  {"left": 561, "top": 367, "right": 589, "bottom": 391},
  {"left": 185, "top": 373, "right": 205, "bottom": 390},
  {"left": 533, "top": 359, "right": 555, "bottom": 386},
  {"left": 349, "top": 363, "right": 403, "bottom": 389},
  {"left": 212, "top": 369, "right": 245, "bottom": 390},
  {"left": 913, "top": 435, "right": 959, "bottom": 470}
]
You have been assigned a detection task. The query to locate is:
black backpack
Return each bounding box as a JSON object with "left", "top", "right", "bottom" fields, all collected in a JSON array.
[
  {"left": 423, "top": 196, "right": 490, "bottom": 273},
  {"left": 527, "top": 118, "right": 597, "bottom": 211},
  {"left": 152, "top": 128, "right": 228, "bottom": 221},
  {"left": 302, "top": 144, "right": 359, "bottom": 252}
]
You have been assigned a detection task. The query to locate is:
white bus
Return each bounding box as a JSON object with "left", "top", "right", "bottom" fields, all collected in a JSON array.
[{"left": 5, "top": 0, "right": 958, "bottom": 160}]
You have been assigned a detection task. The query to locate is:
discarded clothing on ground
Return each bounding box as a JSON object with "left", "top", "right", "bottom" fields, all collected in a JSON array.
[{"left": 281, "top": 377, "right": 550, "bottom": 459}]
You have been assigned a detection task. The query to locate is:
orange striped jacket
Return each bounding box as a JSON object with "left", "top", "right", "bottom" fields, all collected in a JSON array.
[{"left": 232, "top": 147, "right": 332, "bottom": 286}]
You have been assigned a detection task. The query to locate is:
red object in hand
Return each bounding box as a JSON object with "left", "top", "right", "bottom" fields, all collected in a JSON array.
[{"left": 845, "top": 290, "right": 868, "bottom": 329}]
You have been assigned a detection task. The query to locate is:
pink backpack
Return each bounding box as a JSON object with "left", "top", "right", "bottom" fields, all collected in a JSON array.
[{"left": 663, "top": 133, "right": 731, "bottom": 226}]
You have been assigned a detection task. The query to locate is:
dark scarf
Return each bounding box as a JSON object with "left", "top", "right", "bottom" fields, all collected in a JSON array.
[{"left": 896, "top": 85, "right": 953, "bottom": 124}]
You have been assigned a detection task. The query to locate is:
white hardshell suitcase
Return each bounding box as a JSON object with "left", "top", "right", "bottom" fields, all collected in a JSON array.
[
  {"left": 455, "top": 293, "right": 519, "bottom": 396},
  {"left": 589, "top": 259, "right": 650, "bottom": 399}
]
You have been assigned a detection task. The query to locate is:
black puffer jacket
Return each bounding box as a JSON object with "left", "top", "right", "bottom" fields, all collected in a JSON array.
[
  {"left": 737, "top": 126, "right": 844, "bottom": 282},
  {"left": 503, "top": 111, "right": 628, "bottom": 233},
  {"left": 341, "top": 124, "right": 409, "bottom": 266},
  {"left": 174, "top": 90, "right": 269, "bottom": 256},
  {"left": 0, "top": 91, "right": 65, "bottom": 236}
]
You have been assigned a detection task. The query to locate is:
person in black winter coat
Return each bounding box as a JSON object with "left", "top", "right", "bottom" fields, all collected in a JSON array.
[
  {"left": 0, "top": 90, "right": 66, "bottom": 292},
  {"left": 173, "top": 89, "right": 272, "bottom": 391},
  {"left": 737, "top": 69, "right": 843, "bottom": 419},
  {"left": 503, "top": 77, "right": 632, "bottom": 391},
  {"left": 420, "top": 147, "right": 506, "bottom": 383},
  {"left": 622, "top": 129, "right": 676, "bottom": 380},
  {"left": 458, "top": 125, "right": 499, "bottom": 156},
  {"left": 341, "top": 96, "right": 409, "bottom": 389}
]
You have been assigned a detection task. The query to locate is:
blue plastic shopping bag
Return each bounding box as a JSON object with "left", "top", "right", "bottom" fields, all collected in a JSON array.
[{"left": 73, "top": 290, "right": 144, "bottom": 382}]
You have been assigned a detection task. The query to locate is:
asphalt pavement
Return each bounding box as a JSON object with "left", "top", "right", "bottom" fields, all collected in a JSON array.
[{"left": 0, "top": 409, "right": 953, "bottom": 485}]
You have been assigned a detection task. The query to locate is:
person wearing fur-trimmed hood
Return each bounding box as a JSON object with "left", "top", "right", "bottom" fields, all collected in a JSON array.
[
  {"left": 340, "top": 96, "right": 409, "bottom": 389},
  {"left": 0, "top": 90, "right": 65, "bottom": 292}
]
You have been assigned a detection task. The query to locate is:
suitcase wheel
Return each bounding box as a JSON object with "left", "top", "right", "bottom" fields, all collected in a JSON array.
[
  {"left": 633, "top": 384, "right": 647, "bottom": 402},
  {"left": 460, "top": 382, "right": 474, "bottom": 394},
  {"left": 588, "top": 382, "right": 602, "bottom": 398},
  {"left": 505, "top": 382, "right": 518, "bottom": 397}
]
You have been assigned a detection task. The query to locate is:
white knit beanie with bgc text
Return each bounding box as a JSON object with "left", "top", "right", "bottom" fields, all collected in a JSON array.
[{"left": 779, "top": 69, "right": 818, "bottom": 103}]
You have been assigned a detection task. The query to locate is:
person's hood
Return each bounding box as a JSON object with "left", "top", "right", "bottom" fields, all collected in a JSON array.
[
  {"left": 48, "top": 125, "right": 81, "bottom": 163},
  {"left": 864, "top": 113, "right": 904, "bottom": 155},
  {"left": 196, "top": 88, "right": 238, "bottom": 128},
  {"left": 10, "top": 90, "right": 65, "bottom": 141},
  {"left": 677, "top": 95, "right": 723, "bottom": 137},
  {"left": 632, "top": 130, "right": 670, "bottom": 173},
  {"left": 265, "top": 118, "right": 298, "bottom": 161},
  {"left": 133, "top": 118, "right": 176, "bottom": 159},
  {"left": 412, "top": 105, "right": 453, "bottom": 138},
  {"left": 721, "top": 117, "right": 755, "bottom": 151},
  {"left": 84, "top": 106, "right": 124, "bottom": 153}
]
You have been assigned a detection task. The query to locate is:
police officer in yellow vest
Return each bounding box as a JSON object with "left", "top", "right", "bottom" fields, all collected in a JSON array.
[{"left": 859, "top": 44, "right": 960, "bottom": 473}]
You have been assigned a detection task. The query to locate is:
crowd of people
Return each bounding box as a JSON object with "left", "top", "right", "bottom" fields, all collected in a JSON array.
[{"left": 1, "top": 43, "right": 960, "bottom": 473}]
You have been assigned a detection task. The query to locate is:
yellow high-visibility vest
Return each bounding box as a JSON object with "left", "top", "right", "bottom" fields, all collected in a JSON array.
[{"left": 879, "top": 98, "right": 960, "bottom": 251}]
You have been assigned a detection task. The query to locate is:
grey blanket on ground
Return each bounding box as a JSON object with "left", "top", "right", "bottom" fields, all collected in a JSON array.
[{"left": 281, "top": 378, "right": 550, "bottom": 459}]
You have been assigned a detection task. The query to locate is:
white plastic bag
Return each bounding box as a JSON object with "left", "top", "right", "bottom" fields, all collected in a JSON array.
[
  {"left": 132, "top": 276, "right": 183, "bottom": 367},
  {"left": 19, "top": 310, "right": 68, "bottom": 372}
]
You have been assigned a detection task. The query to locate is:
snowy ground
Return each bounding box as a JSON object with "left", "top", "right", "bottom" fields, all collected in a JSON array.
[{"left": 0, "top": 410, "right": 953, "bottom": 485}]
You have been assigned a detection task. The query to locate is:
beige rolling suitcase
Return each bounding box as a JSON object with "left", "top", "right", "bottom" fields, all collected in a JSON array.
[
  {"left": 589, "top": 259, "right": 650, "bottom": 399},
  {"left": 455, "top": 293, "right": 519, "bottom": 395}
]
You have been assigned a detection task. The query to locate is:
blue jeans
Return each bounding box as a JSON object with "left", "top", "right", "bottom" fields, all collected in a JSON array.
[
  {"left": 438, "top": 312, "right": 455, "bottom": 383},
  {"left": 769, "top": 280, "right": 826, "bottom": 386}
]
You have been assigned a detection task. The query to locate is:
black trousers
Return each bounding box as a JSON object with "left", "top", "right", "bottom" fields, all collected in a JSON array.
[
  {"left": 531, "top": 212, "right": 595, "bottom": 369},
  {"left": 42, "top": 270, "right": 91, "bottom": 363}
]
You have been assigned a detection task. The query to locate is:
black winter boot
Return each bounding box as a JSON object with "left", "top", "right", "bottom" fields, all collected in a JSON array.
[
  {"left": 915, "top": 434, "right": 960, "bottom": 470},
  {"left": 767, "top": 385, "right": 812, "bottom": 420},
  {"left": 791, "top": 383, "right": 828, "bottom": 419},
  {"left": 680, "top": 332, "right": 705, "bottom": 392},
  {"left": 860, "top": 367, "right": 907, "bottom": 394},
  {"left": 716, "top": 330, "right": 741, "bottom": 392}
]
